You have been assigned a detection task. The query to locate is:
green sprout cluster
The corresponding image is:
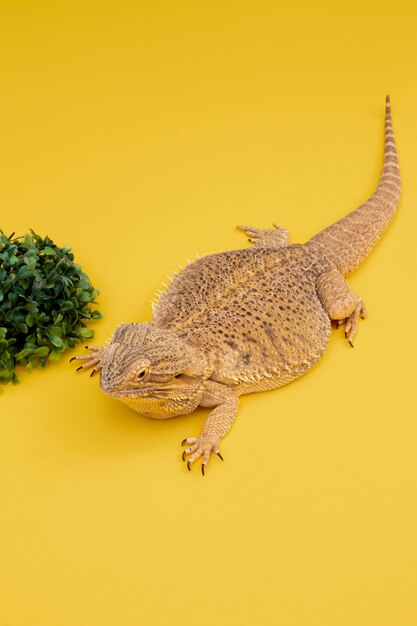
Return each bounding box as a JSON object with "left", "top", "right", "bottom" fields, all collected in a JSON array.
[{"left": 0, "top": 230, "right": 102, "bottom": 385}]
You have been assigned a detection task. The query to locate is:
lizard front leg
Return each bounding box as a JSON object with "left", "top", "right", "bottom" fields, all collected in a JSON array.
[
  {"left": 70, "top": 345, "right": 106, "bottom": 377},
  {"left": 316, "top": 268, "right": 367, "bottom": 346},
  {"left": 182, "top": 380, "right": 238, "bottom": 475}
]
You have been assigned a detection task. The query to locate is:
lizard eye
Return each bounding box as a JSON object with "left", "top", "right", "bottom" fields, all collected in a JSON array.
[
  {"left": 134, "top": 368, "right": 149, "bottom": 383},
  {"left": 130, "top": 360, "right": 151, "bottom": 383},
  {"left": 136, "top": 370, "right": 146, "bottom": 381}
]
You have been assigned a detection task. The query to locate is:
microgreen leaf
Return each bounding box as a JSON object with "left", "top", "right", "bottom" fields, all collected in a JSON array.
[
  {"left": 33, "top": 346, "right": 49, "bottom": 357},
  {"left": 78, "top": 328, "right": 94, "bottom": 338}
]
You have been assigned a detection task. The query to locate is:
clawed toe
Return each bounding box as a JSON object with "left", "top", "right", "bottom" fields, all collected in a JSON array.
[
  {"left": 70, "top": 346, "right": 103, "bottom": 374},
  {"left": 181, "top": 436, "right": 223, "bottom": 475},
  {"left": 74, "top": 357, "right": 100, "bottom": 371},
  {"left": 341, "top": 301, "right": 367, "bottom": 346},
  {"left": 237, "top": 224, "right": 289, "bottom": 248}
]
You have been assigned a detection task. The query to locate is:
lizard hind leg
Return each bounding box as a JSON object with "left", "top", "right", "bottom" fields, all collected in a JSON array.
[
  {"left": 316, "top": 268, "right": 367, "bottom": 347},
  {"left": 237, "top": 223, "right": 290, "bottom": 248}
]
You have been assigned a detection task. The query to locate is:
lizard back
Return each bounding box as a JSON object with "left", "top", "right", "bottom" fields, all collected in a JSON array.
[{"left": 152, "top": 246, "right": 331, "bottom": 393}]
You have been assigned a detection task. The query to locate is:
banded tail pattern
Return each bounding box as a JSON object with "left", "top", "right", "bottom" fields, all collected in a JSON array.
[{"left": 308, "top": 96, "right": 401, "bottom": 276}]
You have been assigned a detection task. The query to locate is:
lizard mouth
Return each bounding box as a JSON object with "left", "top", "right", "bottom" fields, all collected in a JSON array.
[
  {"left": 117, "top": 388, "right": 174, "bottom": 398},
  {"left": 106, "top": 375, "right": 201, "bottom": 399}
]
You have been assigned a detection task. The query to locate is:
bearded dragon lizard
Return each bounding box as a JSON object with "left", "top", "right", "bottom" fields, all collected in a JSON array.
[{"left": 73, "top": 96, "right": 400, "bottom": 474}]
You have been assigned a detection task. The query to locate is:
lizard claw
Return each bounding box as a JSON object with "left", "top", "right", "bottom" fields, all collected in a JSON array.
[
  {"left": 181, "top": 434, "right": 223, "bottom": 474},
  {"left": 339, "top": 300, "right": 367, "bottom": 346},
  {"left": 237, "top": 223, "right": 290, "bottom": 247},
  {"left": 71, "top": 345, "right": 104, "bottom": 375}
]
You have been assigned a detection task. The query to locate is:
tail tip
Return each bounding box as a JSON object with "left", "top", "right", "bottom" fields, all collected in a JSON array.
[{"left": 386, "top": 94, "right": 391, "bottom": 108}]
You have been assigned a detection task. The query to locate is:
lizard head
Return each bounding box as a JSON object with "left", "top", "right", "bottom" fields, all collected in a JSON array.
[{"left": 98, "top": 323, "right": 209, "bottom": 418}]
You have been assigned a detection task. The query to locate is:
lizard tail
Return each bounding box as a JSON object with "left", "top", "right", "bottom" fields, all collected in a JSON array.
[{"left": 308, "top": 96, "right": 401, "bottom": 276}]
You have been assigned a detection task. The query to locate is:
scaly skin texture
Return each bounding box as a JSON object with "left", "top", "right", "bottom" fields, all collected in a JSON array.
[{"left": 74, "top": 97, "right": 401, "bottom": 474}]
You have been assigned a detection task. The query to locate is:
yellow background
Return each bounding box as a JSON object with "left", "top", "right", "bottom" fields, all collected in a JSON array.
[{"left": 1, "top": 1, "right": 416, "bottom": 625}]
